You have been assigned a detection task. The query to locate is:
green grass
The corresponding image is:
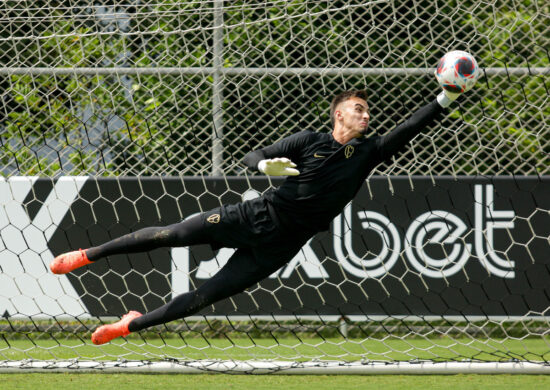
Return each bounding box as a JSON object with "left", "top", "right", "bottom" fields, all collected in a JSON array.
[
  {"left": 2, "top": 338, "right": 550, "bottom": 389},
  {"left": 1, "top": 337, "right": 549, "bottom": 363},
  {"left": 3, "top": 373, "right": 550, "bottom": 390}
]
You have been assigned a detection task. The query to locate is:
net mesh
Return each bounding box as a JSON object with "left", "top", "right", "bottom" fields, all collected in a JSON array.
[
  {"left": 2, "top": 0, "right": 547, "bottom": 177},
  {"left": 0, "top": 0, "right": 549, "bottom": 372}
]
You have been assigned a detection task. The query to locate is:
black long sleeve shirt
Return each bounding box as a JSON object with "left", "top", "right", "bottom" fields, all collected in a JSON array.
[{"left": 243, "top": 99, "right": 445, "bottom": 233}]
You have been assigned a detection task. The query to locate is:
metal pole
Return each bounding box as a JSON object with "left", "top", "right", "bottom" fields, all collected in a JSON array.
[
  {"left": 3, "top": 360, "right": 550, "bottom": 374},
  {"left": 211, "top": 0, "right": 224, "bottom": 176},
  {"left": 1, "top": 67, "right": 547, "bottom": 76}
]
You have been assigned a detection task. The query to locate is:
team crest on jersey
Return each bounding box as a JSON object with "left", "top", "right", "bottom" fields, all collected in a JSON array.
[
  {"left": 207, "top": 214, "right": 221, "bottom": 224},
  {"left": 344, "top": 145, "right": 354, "bottom": 159}
]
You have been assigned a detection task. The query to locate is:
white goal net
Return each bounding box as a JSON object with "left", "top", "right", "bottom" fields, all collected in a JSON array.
[{"left": 0, "top": 0, "right": 549, "bottom": 374}]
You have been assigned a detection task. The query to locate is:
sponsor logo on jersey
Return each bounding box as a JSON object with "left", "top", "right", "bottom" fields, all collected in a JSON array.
[{"left": 313, "top": 153, "right": 326, "bottom": 158}]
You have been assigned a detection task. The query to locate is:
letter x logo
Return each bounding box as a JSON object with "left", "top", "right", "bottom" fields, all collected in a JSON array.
[{"left": 0, "top": 177, "right": 88, "bottom": 318}]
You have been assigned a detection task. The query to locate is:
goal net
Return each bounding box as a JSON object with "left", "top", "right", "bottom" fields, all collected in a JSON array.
[{"left": 0, "top": 0, "right": 548, "bottom": 374}]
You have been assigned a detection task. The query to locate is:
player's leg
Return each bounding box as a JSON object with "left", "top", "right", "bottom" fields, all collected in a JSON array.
[
  {"left": 50, "top": 214, "right": 209, "bottom": 274},
  {"left": 91, "top": 247, "right": 285, "bottom": 344}
]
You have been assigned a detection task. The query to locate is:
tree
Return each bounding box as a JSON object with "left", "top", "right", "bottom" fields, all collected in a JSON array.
[{"left": 1, "top": 1, "right": 547, "bottom": 177}]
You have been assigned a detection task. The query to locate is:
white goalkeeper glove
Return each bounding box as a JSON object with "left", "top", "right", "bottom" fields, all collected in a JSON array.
[
  {"left": 258, "top": 157, "right": 300, "bottom": 176},
  {"left": 436, "top": 90, "right": 461, "bottom": 108}
]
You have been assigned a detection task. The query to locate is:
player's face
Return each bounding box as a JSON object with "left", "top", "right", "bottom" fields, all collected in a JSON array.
[{"left": 336, "top": 97, "right": 370, "bottom": 136}]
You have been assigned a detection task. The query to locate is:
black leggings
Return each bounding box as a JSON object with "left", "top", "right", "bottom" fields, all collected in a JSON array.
[
  {"left": 86, "top": 214, "right": 210, "bottom": 261},
  {"left": 130, "top": 247, "right": 279, "bottom": 332},
  {"left": 85, "top": 216, "right": 293, "bottom": 332}
]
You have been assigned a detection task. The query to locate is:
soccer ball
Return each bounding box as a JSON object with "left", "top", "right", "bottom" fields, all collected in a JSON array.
[{"left": 435, "top": 50, "right": 480, "bottom": 94}]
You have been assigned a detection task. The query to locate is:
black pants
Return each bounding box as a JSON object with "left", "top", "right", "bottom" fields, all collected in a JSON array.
[{"left": 86, "top": 206, "right": 308, "bottom": 332}]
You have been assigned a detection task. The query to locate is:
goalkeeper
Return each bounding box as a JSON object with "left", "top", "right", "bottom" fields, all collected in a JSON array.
[{"left": 50, "top": 87, "right": 461, "bottom": 345}]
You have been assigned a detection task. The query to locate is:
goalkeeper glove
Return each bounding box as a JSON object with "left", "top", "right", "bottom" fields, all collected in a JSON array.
[
  {"left": 258, "top": 157, "right": 300, "bottom": 176},
  {"left": 436, "top": 90, "right": 461, "bottom": 108}
]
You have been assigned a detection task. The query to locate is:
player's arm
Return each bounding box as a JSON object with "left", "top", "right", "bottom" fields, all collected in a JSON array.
[
  {"left": 243, "top": 131, "right": 310, "bottom": 176},
  {"left": 376, "top": 85, "right": 466, "bottom": 161},
  {"left": 376, "top": 98, "right": 446, "bottom": 161}
]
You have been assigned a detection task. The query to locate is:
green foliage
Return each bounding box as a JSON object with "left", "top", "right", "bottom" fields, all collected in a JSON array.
[
  {"left": 1, "top": 5, "right": 213, "bottom": 176},
  {"left": 1, "top": 1, "right": 547, "bottom": 176}
]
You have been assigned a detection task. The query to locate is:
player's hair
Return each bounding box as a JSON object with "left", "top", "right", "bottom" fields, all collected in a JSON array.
[{"left": 330, "top": 90, "right": 368, "bottom": 126}]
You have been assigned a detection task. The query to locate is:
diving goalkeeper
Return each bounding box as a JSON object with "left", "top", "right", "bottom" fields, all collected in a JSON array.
[{"left": 50, "top": 85, "right": 462, "bottom": 345}]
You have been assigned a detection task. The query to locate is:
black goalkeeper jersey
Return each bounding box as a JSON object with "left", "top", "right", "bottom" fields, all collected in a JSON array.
[{"left": 243, "top": 99, "right": 445, "bottom": 233}]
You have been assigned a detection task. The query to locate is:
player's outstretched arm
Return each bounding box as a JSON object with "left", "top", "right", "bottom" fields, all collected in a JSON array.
[
  {"left": 243, "top": 131, "right": 311, "bottom": 176},
  {"left": 376, "top": 98, "right": 446, "bottom": 161}
]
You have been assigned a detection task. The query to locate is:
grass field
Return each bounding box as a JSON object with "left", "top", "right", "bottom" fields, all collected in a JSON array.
[
  {"left": 1, "top": 337, "right": 549, "bottom": 362},
  {"left": 3, "top": 373, "right": 550, "bottom": 390},
  {"left": 2, "top": 337, "right": 550, "bottom": 389}
]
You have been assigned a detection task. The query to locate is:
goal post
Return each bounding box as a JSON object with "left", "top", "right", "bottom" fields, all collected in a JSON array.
[{"left": 0, "top": 0, "right": 549, "bottom": 374}]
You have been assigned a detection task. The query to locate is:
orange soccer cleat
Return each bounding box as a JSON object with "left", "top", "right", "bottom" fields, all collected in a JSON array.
[
  {"left": 50, "top": 249, "right": 93, "bottom": 274},
  {"left": 91, "top": 311, "right": 143, "bottom": 345}
]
